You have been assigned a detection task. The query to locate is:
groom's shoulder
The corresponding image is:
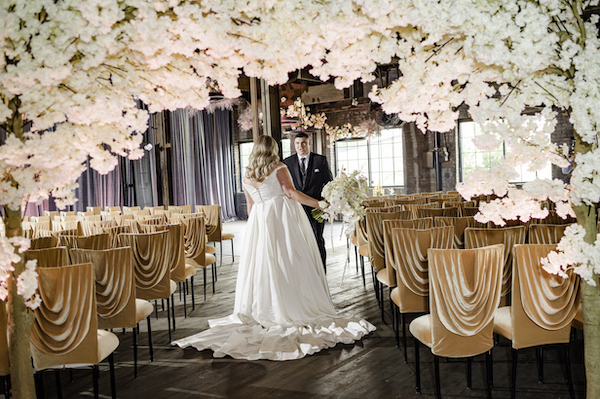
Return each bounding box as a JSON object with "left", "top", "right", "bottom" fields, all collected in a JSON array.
[{"left": 282, "top": 155, "right": 294, "bottom": 164}]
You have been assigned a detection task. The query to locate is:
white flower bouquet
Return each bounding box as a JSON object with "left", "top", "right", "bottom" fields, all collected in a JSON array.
[{"left": 313, "top": 169, "right": 369, "bottom": 235}]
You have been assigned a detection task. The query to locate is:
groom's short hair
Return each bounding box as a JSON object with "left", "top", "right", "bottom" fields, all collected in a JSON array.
[{"left": 294, "top": 132, "right": 309, "bottom": 140}]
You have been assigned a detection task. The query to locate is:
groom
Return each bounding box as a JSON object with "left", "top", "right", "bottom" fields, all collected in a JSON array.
[{"left": 284, "top": 132, "right": 333, "bottom": 271}]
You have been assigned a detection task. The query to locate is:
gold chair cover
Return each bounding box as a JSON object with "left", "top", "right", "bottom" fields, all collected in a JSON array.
[
  {"left": 528, "top": 224, "right": 570, "bottom": 244},
  {"left": 166, "top": 224, "right": 187, "bottom": 282},
  {"left": 105, "top": 206, "right": 121, "bottom": 213},
  {"left": 86, "top": 206, "right": 102, "bottom": 215},
  {"left": 77, "top": 233, "right": 111, "bottom": 250},
  {"left": 30, "top": 236, "right": 58, "bottom": 250},
  {"left": 424, "top": 244, "right": 504, "bottom": 357},
  {"left": 169, "top": 205, "right": 192, "bottom": 215},
  {"left": 70, "top": 248, "right": 137, "bottom": 329},
  {"left": 25, "top": 247, "right": 69, "bottom": 268},
  {"left": 79, "top": 220, "right": 117, "bottom": 236},
  {"left": 397, "top": 217, "right": 434, "bottom": 229},
  {"left": 464, "top": 225, "right": 527, "bottom": 298},
  {"left": 138, "top": 224, "right": 168, "bottom": 233},
  {"left": 30, "top": 263, "right": 98, "bottom": 369},
  {"left": 537, "top": 211, "right": 577, "bottom": 225},
  {"left": 390, "top": 226, "right": 454, "bottom": 313},
  {"left": 103, "top": 225, "right": 132, "bottom": 249},
  {"left": 434, "top": 216, "right": 483, "bottom": 249},
  {"left": 117, "top": 231, "right": 171, "bottom": 300},
  {"left": 123, "top": 206, "right": 141, "bottom": 214},
  {"left": 180, "top": 216, "right": 207, "bottom": 263},
  {"left": 417, "top": 207, "right": 459, "bottom": 219},
  {"left": 404, "top": 203, "right": 439, "bottom": 219},
  {"left": 196, "top": 205, "right": 220, "bottom": 241},
  {"left": 366, "top": 210, "right": 405, "bottom": 272}
]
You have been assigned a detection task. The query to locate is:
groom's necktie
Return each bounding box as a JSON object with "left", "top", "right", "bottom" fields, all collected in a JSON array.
[{"left": 300, "top": 157, "right": 307, "bottom": 185}]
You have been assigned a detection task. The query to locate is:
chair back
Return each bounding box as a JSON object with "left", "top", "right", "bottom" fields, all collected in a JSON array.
[
  {"left": 103, "top": 225, "right": 132, "bottom": 249},
  {"left": 77, "top": 233, "right": 111, "bottom": 250},
  {"left": 30, "top": 236, "right": 58, "bottom": 249},
  {"left": 30, "top": 263, "right": 98, "bottom": 370},
  {"left": 25, "top": 247, "right": 69, "bottom": 267},
  {"left": 179, "top": 216, "right": 208, "bottom": 265},
  {"left": 528, "top": 224, "right": 570, "bottom": 244},
  {"left": 538, "top": 211, "right": 577, "bottom": 225},
  {"left": 196, "top": 205, "right": 221, "bottom": 242},
  {"left": 166, "top": 223, "right": 187, "bottom": 282},
  {"left": 390, "top": 226, "right": 454, "bottom": 313},
  {"left": 70, "top": 247, "right": 137, "bottom": 329},
  {"left": 510, "top": 244, "right": 580, "bottom": 349},
  {"left": 464, "top": 225, "right": 527, "bottom": 299},
  {"left": 365, "top": 210, "right": 405, "bottom": 272},
  {"left": 86, "top": 206, "right": 102, "bottom": 215},
  {"left": 117, "top": 231, "right": 170, "bottom": 300},
  {"left": 434, "top": 216, "right": 481, "bottom": 249},
  {"left": 404, "top": 203, "right": 438, "bottom": 219},
  {"left": 418, "top": 207, "right": 459, "bottom": 219},
  {"left": 397, "top": 217, "right": 433, "bottom": 229},
  {"left": 428, "top": 244, "right": 504, "bottom": 357}
]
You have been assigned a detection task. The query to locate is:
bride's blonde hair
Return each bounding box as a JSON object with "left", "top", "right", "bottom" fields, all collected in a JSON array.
[{"left": 245, "top": 135, "right": 280, "bottom": 181}]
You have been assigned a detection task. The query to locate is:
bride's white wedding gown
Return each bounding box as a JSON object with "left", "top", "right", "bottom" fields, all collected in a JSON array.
[{"left": 172, "top": 165, "right": 375, "bottom": 360}]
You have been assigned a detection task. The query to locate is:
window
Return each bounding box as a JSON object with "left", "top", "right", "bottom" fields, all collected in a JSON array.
[
  {"left": 458, "top": 120, "right": 552, "bottom": 183},
  {"left": 335, "top": 128, "right": 404, "bottom": 187}
]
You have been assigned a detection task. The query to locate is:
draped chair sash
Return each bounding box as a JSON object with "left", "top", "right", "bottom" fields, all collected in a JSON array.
[
  {"left": 434, "top": 216, "right": 479, "bottom": 249},
  {"left": 30, "top": 236, "right": 58, "bottom": 250},
  {"left": 196, "top": 205, "right": 221, "bottom": 241},
  {"left": 138, "top": 224, "right": 169, "bottom": 233},
  {"left": 30, "top": 263, "right": 96, "bottom": 356},
  {"left": 117, "top": 231, "right": 170, "bottom": 296},
  {"left": 77, "top": 233, "right": 111, "bottom": 250},
  {"left": 70, "top": 248, "right": 136, "bottom": 328},
  {"left": 383, "top": 219, "right": 420, "bottom": 288},
  {"left": 429, "top": 244, "right": 504, "bottom": 337},
  {"left": 103, "top": 225, "right": 132, "bottom": 249},
  {"left": 79, "top": 220, "right": 117, "bottom": 236},
  {"left": 366, "top": 210, "right": 404, "bottom": 272},
  {"left": 404, "top": 203, "right": 438, "bottom": 219},
  {"left": 25, "top": 247, "right": 69, "bottom": 268},
  {"left": 180, "top": 216, "right": 207, "bottom": 262},
  {"left": 464, "top": 226, "right": 527, "bottom": 297},
  {"left": 166, "top": 223, "right": 187, "bottom": 282},
  {"left": 417, "top": 207, "right": 459, "bottom": 219},
  {"left": 528, "top": 224, "right": 570, "bottom": 245},
  {"left": 169, "top": 205, "right": 192, "bottom": 215},
  {"left": 515, "top": 244, "right": 580, "bottom": 330},
  {"left": 392, "top": 226, "right": 454, "bottom": 297},
  {"left": 398, "top": 217, "right": 433, "bottom": 229}
]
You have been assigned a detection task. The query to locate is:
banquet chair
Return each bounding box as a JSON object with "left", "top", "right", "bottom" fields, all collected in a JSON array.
[
  {"left": 464, "top": 225, "right": 527, "bottom": 305},
  {"left": 462, "top": 206, "right": 479, "bottom": 217},
  {"left": 168, "top": 205, "right": 191, "bottom": 214},
  {"left": 397, "top": 217, "right": 434, "bottom": 229},
  {"left": 493, "top": 244, "right": 580, "bottom": 399},
  {"left": 528, "top": 224, "right": 571, "bottom": 244},
  {"left": 417, "top": 207, "right": 459, "bottom": 219},
  {"left": 196, "top": 205, "right": 235, "bottom": 267},
  {"left": 105, "top": 206, "right": 121, "bottom": 213},
  {"left": 103, "top": 225, "right": 132, "bottom": 248},
  {"left": 404, "top": 203, "right": 439, "bottom": 219},
  {"left": 434, "top": 216, "right": 482, "bottom": 249},
  {"left": 117, "top": 231, "right": 177, "bottom": 342},
  {"left": 388, "top": 226, "right": 453, "bottom": 361},
  {"left": 25, "top": 247, "right": 69, "bottom": 268},
  {"left": 179, "top": 216, "right": 216, "bottom": 301},
  {"left": 123, "top": 206, "right": 141, "bottom": 214},
  {"left": 70, "top": 247, "right": 154, "bottom": 378},
  {"left": 165, "top": 223, "right": 197, "bottom": 317},
  {"left": 538, "top": 211, "right": 577, "bottom": 225},
  {"left": 410, "top": 244, "right": 504, "bottom": 399},
  {"left": 30, "top": 236, "right": 58, "bottom": 250},
  {"left": 365, "top": 209, "right": 405, "bottom": 323},
  {"left": 77, "top": 233, "right": 111, "bottom": 250},
  {"left": 30, "top": 263, "right": 119, "bottom": 399},
  {"left": 86, "top": 206, "right": 102, "bottom": 215}
]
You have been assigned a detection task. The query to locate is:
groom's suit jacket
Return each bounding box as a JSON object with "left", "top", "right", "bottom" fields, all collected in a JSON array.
[{"left": 283, "top": 152, "right": 333, "bottom": 204}]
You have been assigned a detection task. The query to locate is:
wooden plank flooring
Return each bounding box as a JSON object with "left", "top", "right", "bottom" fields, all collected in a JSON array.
[{"left": 37, "top": 221, "right": 585, "bottom": 398}]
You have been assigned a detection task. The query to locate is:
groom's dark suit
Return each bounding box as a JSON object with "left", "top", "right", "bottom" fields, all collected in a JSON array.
[{"left": 283, "top": 152, "right": 333, "bottom": 270}]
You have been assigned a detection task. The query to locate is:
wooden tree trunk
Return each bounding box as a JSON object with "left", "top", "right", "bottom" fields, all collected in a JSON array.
[
  {"left": 4, "top": 99, "right": 36, "bottom": 398},
  {"left": 4, "top": 208, "right": 36, "bottom": 399},
  {"left": 573, "top": 132, "right": 600, "bottom": 398}
]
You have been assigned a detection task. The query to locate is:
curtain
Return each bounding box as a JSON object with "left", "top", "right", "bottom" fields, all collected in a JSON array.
[{"left": 171, "top": 109, "right": 237, "bottom": 221}]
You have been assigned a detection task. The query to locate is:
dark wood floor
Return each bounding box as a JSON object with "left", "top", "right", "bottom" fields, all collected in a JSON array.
[{"left": 36, "top": 221, "right": 585, "bottom": 399}]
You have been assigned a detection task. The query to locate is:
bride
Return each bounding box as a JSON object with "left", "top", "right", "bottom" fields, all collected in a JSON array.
[{"left": 173, "top": 135, "right": 375, "bottom": 361}]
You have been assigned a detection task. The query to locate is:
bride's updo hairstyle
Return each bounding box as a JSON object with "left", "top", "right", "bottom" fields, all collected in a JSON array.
[{"left": 245, "top": 135, "right": 280, "bottom": 181}]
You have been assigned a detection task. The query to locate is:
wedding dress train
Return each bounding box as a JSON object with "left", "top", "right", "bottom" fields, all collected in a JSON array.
[{"left": 172, "top": 165, "right": 375, "bottom": 360}]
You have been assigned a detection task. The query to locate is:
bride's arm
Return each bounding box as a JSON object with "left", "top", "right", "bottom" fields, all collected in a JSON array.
[{"left": 277, "top": 166, "right": 321, "bottom": 208}]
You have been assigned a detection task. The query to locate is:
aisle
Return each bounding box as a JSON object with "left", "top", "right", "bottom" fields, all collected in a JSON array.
[{"left": 38, "top": 220, "right": 585, "bottom": 399}]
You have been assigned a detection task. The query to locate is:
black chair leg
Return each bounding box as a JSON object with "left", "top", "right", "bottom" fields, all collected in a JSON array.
[
  {"left": 109, "top": 353, "right": 117, "bottom": 399},
  {"left": 54, "top": 370, "right": 62, "bottom": 399},
  {"left": 171, "top": 294, "right": 176, "bottom": 330},
  {"left": 389, "top": 288, "right": 394, "bottom": 330},
  {"left": 133, "top": 326, "right": 138, "bottom": 378},
  {"left": 511, "top": 348, "right": 518, "bottom": 399},
  {"left": 147, "top": 316, "right": 154, "bottom": 362},
  {"left": 380, "top": 283, "right": 385, "bottom": 323},
  {"left": 434, "top": 355, "right": 441, "bottom": 399},
  {"left": 565, "top": 345, "right": 575, "bottom": 399},
  {"left": 183, "top": 283, "right": 187, "bottom": 318},
  {"left": 402, "top": 313, "right": 408, "bottom": 363},
  {"left": 394, "top": 306, "right": 399, "bottom": 348},
  {"left": 230, "top": 238, "right": 235, "bottom": 263},
  {"left": 166, "top": 297, "right": 172, "bottom": 342},
  {"left": 191, "top": 276, "right": 195, "bottom": 310},
  {"left": 467, "top": 357, "right": 472, "bottom": 389},
  {"left": 414, "top": 339, "right": 421, "bottom": 394},
  {"left": 212, "top": 263, "right": 216, "bottom": 294},
  {"left": 536, "top": 347, "right": 543, "bottom": 383},
  {"left": 360, "top": 256, "right": 366, "bottom": 287},
  {"left": 92, "top": 365, "right": 99, "bottom": 399},
  {"left": 203, "top": 268, "right": 207, "bottom": 301}
]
